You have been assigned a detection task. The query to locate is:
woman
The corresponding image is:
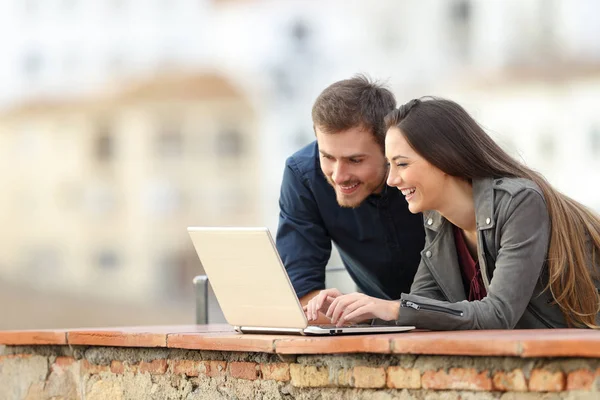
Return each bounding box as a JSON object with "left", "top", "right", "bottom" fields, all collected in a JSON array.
[{"left": 305, "top": 97, "right": 600, "bottom": 329}]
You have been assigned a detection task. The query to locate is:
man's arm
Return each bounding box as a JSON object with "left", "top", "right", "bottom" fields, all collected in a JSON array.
[{"left": 276, "top": 156, "right": 332, "bottom": 299}]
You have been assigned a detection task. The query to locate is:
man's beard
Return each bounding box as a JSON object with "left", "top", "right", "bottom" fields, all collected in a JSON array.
[
  {"left": 328, "top": 174, "right": 387, "bottom": 209},
  {"left": 325, "top": 177, "right": 365, "bottom": 208}
]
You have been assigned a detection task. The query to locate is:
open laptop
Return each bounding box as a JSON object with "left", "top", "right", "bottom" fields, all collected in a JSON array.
[{"left": 187, "top": 227, "right": 415, "bottom": 335}]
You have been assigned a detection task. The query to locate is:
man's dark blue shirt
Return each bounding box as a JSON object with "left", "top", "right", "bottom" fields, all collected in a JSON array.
[{"left": 276, "top": 141, "right": 426, "bottom": 300}]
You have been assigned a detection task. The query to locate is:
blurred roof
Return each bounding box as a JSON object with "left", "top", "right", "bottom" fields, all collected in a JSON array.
[
  {"left": 117, "top": 72, "right": 244, "bottom": 102},
  {"left": 452, "top": 61, "right": 600, "bottom": 91},
  {"left": 0, "top": 72, "right": 248, "bottom": 120}
]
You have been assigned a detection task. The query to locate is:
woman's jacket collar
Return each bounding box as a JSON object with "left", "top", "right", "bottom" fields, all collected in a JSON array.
[{"left": 423, "top": 177, "right": 497, "bottom": 232}]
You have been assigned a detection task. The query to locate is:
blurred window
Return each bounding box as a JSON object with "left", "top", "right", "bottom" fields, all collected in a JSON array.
[
  {"left": 450, "top": 0, "right": 471, "bottom": 24},
  {"left": 155, "top": 251, "right": 193, "bottom": 300},
  {"left": 95, "top": 249, "right": 120, "bottom": 270},
  {"left": 290, "top": 19, "right": 310, "bottom": 53},
  {"left": 95, "top": 121, "right": 114, "bottom": 162},
  {"left": 22, "top": 51, "right": 43, "bottom": 80},
  {"left": 144, "top": 181, "right": 183, "bottom": 215},
  {"left": 449, "top": 0, "right": 471, "bottom": 60},
  {"left": 84, "top": 184, "right": 117, "bottom": 216},
  {"left": 216, "top": 129, "right": 244, "bottom": 157},
  {"left": 156, "top": 122, "right": 183, "bottom": 158},
  {"left": 25, "top": 247, "right": 61, "bottom": 275}
]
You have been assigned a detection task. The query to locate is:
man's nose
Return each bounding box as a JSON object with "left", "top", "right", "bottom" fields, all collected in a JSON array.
[{"left": 332, "top": 163, "right": 348, "bottom": 184}]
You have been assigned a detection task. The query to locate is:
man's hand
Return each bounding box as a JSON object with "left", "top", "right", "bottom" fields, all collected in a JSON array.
[{"left": 325, "top": 292, "right": 400, "bottom": 327}]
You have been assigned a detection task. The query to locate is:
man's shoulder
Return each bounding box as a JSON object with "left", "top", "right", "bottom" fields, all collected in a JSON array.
[{"left": 286, "top": 141, "right": 321, "bottom": 178}]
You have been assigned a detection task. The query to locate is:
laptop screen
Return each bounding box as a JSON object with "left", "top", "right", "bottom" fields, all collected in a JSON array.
[{"left": 187, "top": 227, "right": 308, "bottom": 329}]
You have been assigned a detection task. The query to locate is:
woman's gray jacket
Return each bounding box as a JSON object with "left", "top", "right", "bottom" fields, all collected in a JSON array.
[{"left": 394, "top": 177, "right": 599, "bottom": 329}]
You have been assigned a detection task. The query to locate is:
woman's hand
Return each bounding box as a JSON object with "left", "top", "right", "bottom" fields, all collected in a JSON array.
[
  {"left": 326, "top": 293, "right": 400, "bottom": 327},
  {"left": 303, "top": 288, "right": 343, "bottom": 322}
]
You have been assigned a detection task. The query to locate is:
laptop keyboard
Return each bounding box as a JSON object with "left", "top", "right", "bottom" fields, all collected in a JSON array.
[{"left": 315, "top": 324, "right": 365, "bottom": 328}]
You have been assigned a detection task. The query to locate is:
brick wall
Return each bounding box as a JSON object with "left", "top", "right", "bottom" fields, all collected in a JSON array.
[{"left": 1, "top": 346, "right": 599, "bottom": 399}]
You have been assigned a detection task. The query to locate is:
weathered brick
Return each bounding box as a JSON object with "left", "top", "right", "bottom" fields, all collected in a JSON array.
[
  {"left": 170, "top": 360, "right": 200, "bottom": 377},
  {"left": 51, "top": 356, "right": 75, "bottom": 373},
  {"left": 108, "top": 360, "right": 137, "bottom": 374},
  {"left": 335, "top": 368, "right": 353, "bottom": 387},
  {"left": 200, "top": 360, "right": 227, "bottom": 377},
  {"left": 290, "top": 364, "right": 330, "bottom": 388},
  {"left": 498, "top": 393, "right": 547, "bottom": 400},
  {"left": 493, "top": 369, "right": 528, "bottom": 392},
  {"left": 110, "top": 360, "right": 125, "bottom": 374},
  {"left": 422, "top": 368, "right": 492, "bottom": 391},
  {"left": 566, "top": 368, "right": 596, "bottom": 391},
  {"left": 138, "top": 359, "right": 167, "bottom": 375},
  {"left": 529, "top": 369, "right": 565, "bottom": 392},
  {"left": 228, "top": 361, "right": 259, "bottom": 380},
  {"left": 80, "top": 359, "right": 109, "bottom": 375},
  {"left": 387, "top": 367, "right": 421, "bottom": 389},
  {"left": 54, "top": 356, "right": 75, "bottom": 368},
  {"left": 0, "top": 354, "right": 32, "bottom": 360},
  {"left": 352, "top": 366, "right": 386, "bottom": 388},
  {"left": 260, "top": 363, "right": 290, "bottom": 382}
]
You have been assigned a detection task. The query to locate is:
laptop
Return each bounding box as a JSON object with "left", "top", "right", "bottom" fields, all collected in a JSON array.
[{"left": 187, "top": 226, "right": 415, "bottom": 335}]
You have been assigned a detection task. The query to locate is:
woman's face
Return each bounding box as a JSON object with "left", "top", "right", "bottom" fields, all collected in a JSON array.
[{"left": 385, "top": 127, "right": 449, "bottom": 214}]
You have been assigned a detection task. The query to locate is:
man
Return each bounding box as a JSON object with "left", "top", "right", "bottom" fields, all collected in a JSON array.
[{"left": 276, "top": 75, "right": 426, "bottom": 319}]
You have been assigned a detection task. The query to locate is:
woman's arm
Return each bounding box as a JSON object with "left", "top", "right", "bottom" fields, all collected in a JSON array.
[{"left": 397, "top": 188, "right": 551, "bottom": 330}]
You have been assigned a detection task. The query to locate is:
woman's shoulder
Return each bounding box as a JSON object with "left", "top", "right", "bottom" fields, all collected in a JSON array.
[
  {"left": 473, "top": 177, "right": 547, "bottom": 223},
  {"left": 490, "top": 177, "right": 549, "bottom": 222},
  {"left": 492, "top": 177, "right": 544, "bottom": 198}
]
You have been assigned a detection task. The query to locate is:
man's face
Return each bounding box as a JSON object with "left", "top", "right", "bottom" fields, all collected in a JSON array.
[{"left": 316, "top": 125, "right": 388, "bottom": 208}]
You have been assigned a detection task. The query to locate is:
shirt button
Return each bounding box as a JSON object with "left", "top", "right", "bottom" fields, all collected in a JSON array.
[
  {"left": 427, "top": 218, "right": 433, "bottom": 226},
  {"left": 485, "top": 218, "right": 491, "bottom": 224},
  {"left": 425, "top": 250, "right": 432, "bottom": 258}
]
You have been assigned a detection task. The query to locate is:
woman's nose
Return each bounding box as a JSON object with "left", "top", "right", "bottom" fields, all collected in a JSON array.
[{"left": 387, "top": 169, "right": 401, "bottom": 187}]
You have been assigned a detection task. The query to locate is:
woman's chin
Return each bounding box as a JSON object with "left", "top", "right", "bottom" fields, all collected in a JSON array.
[{"left": 407, "top": 202, "right": 423, "bottom": 215}]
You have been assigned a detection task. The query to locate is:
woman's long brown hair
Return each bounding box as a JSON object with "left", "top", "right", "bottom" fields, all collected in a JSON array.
[{"left": 385, "top": 98, "right": 600, "bottom": 328}]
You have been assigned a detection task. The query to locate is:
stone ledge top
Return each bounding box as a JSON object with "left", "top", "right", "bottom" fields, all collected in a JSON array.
[{"left": 1, "top": 325, "right": 599, "bottom": 358}]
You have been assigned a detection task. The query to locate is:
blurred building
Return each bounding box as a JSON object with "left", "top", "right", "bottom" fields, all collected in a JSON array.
[
  {"left": 0, "top": 0, "right": 600, "bottom": 325},
  {"left": 2, "top": 0, "right": 600, "bottom": 224},
  {"left": 0, "top": 0, "right": 212, "bottom": 107},
  {"left": 0, "top": 72, "right": 259, "bottom": 302},
  {"left": 444, "top": 63, "right": 600, "bottom": 210}
]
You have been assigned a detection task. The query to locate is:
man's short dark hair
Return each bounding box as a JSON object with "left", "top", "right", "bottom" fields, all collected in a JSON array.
[{"left": 311, "top": 74, "right": 396, "bottom": 148}]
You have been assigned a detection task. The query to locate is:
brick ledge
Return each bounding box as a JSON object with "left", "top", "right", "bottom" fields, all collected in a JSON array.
[{"left": 1, "top": 326, "right": 599, "bottom": 358}]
